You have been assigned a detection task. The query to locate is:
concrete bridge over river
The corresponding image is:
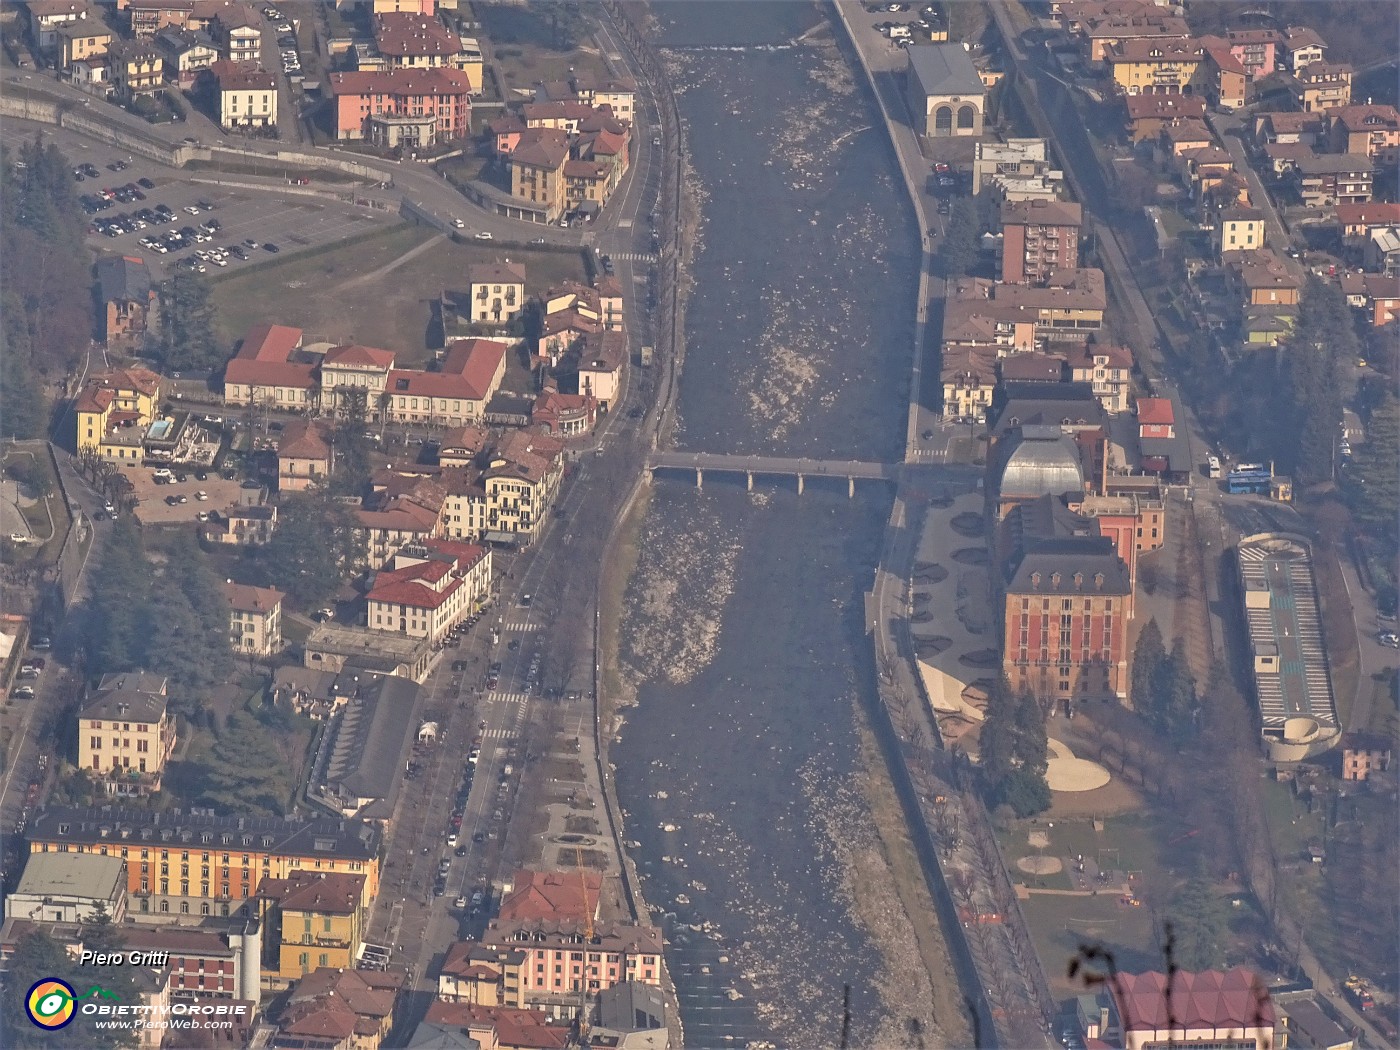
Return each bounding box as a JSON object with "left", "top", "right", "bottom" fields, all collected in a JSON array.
[{"left": 645, "top": 452, "right": 900, "bottom": 496}]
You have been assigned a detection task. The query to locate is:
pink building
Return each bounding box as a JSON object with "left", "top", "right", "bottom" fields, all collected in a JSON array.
[{"left": 1225, "top": 28, "right": 1278, "bottom": 79}]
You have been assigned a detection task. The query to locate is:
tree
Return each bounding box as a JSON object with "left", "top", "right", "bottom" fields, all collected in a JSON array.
[
  {"left": 84, "top": 518, "right": 152, "bottom": 672},
  {"left": 978, "top": 674, "right": 1018, "bottom": 787},
  {"left": 1012, "top": 688, "right": 1048, "bottom": 774},
  {"left": 155, "top": 272, "right": 222, "bottom": 373},
  {"left": 199, "top": 710, "right": 295, "bottom": 815},
  {"left": 0, "top": 353, "right": 45, "bottom": 439},
  {"left": 1168, "top": 869, "right": 1230, "bottom": 971},
  {"left": 1130, "top": 618, "right": 1165, "bottom": 715},
  {"left": 1160, "top": 638, "right": 1198, "bottom": 744},
  {"left": 256, "top": 491, "right": 356, "bottom": 606},
  {"left": 2, "top": 928, "right": 138, "bottom": 1049},
  {"left": 331, "top": 389, "right": 373, "bottom": 497},
  {"left": 998, "top": 765, "right": 1052, "bottom": 818},
  {"left": 937, "top": 197, "right": 979, "bottom": 279},
  {"left": 158, "top": 533, "right": 235, "bottom": 695},
  {"left": 1348, "top": 391, "right": 1398, "bottom": 539}
]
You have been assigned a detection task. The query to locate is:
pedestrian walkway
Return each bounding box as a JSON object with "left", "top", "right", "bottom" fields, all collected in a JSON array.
[
  {"left": 907, "top": 447, "right": 952, "bottom": 461},
  {"left": 481, "top": 727, "right": 516, "bottom": 740},
  {"left": 502, "top": 620, "right": 539, "bottom": 631},
  {"left": 487, "top": 691, "right": 529, "bottom": 706},
  {"left": 608, "top": 251, "right": 657, "bottom": 263}
]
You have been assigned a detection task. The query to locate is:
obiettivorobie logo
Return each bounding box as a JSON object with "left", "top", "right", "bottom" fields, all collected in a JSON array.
[{"left": 25, "top": 979, "right": 117, "bottom": 1030}]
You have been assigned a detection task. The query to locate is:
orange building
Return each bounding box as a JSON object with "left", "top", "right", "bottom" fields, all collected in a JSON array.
[
  {"left": 26, "top": 807, "right": 380, "bottom": 920},
  {"left": 328, "top": 67, "right": 472, "bottom": 146}
]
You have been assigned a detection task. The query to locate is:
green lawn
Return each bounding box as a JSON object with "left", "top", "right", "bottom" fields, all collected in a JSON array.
[
  {"left": 1023, "top": 892, "right": 1162, "bottom": 995},
  {"left": 211, "top": 226, "right": 590, "bottom": 368}
]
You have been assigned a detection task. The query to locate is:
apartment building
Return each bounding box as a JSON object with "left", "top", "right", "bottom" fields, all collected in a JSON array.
[
  {"left": 213, "top": 60, "right": 277, "bottom": 129},
  {"left": 1001, "top": 198, "right": 1082, "bottom": 284},
  {"left": 222, "top": 580, "right": 285, "bottom": 657},
  {"left": 1281, "top": 25, "right": 1326, "bottom": 72},
  {"left": 77, "top": 674, "right": 175, "bottom": 796},
  {"left": 29, "top": 0, "right": 94, "bottom": 52},
  {"left": 509, "top": 127, "right": 571, "bottom": 222},
  {"left": 461, "top": 918, "right": 664, "bottom": 1019},
  {"left": 109, "top": 38, "right": 165, "bottom": 99},
  {"left": 27, "top": 807, "right": 382, "bottom": 919},
  {"left": 1290, "top": 61, "right": 1352, "bottom": 112},
  {"left": 1294, "top": 152, "right": 1374, "bottom": 206},
  {"left": 56, "top": 20, "right": 112, "bottom": 69},
  {"left": 154, "top": 27, "right": 217, "bottom": 85},
  {"left": 328, "top": 67, "right": 473, "bottom": 145},
  {"left": 1326, "top": 103, "right": 1400, "bottom": 166},
  {"left": 257, "top": 871, "right": 366, "bottom": 984},
  {"left": 366, "top": 539, "right": 491, "bottom": 645},
  {"left": 1065, "top": 343, "right": 1133, "bottom": 414},
  {"left": 75, "top": 365, "right": 162, "bottom": 462},
  {"left": 372, "top": 11, "right": 460, "bottom": 69},
  {"left": 1105, "top": 38, "right": 1204, "bottom": 96},
  {"left": 468, "top": 261, "right": 527, "bottom": 326},
  {"left": 1224, "top": 28, "right": 1278, "bottom": 79}
]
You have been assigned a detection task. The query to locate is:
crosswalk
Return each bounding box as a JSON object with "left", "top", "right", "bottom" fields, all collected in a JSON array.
[
  {"left": 487, "top": 692, "right": 528, "bottom": 707},
  {"left": 907, "top": 447, "right": 953, "bottom": 461},
  {"left": 608, "top": 251, "right": 658, "bottom": 263},
  {"left": 502, "top": 620, "right": 539, "bottom": 632},
  {"left": 481, "top": 727, "right": 515, "bottom": 740}
]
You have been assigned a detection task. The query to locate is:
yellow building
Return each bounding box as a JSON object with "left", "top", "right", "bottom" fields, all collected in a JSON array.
[
  {"left": 109, "top": 38, "right": 164, "bottom": 99},
  {"left": 1106, "top": 39, "right": 1204, "bottom": 96},
  {"left": 56, "top": 20, "right": 112, "bottom": 68},
  {"left": 1216, "top": 205, "right": 1267, "bottom": 257},
  {"left": 75, "top": 366, "right": 162, "bottom": 462},
  {"left": 27, "top": 807, "right": 382, "bottom": 920},
  {"left": 258, "top": 870, "right": 366, "bottom": 985},
  {"left": 509, "top": 128, "right": 569, "bottom": 222},
  {"left": 77, "top": 672, "right": 175, "bottom": 797}
]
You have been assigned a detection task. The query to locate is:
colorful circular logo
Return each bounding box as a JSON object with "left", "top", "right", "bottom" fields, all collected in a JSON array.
[{"left": 26, "top": 978, "right": 77, "bottom": 1030}]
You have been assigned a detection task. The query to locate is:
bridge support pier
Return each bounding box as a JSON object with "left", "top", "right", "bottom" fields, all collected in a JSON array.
[
  {"left": 746, "top": 471, "right": 753, "bottom": 492},
  {"left": 796, "top": 474, "right": 804, "bottom": 496},
  {"left": 695, "top": 468, "right": 703, "bottom": 490},
  {"left": 848, "top": 476, "right": 855, "bottom": 499}
]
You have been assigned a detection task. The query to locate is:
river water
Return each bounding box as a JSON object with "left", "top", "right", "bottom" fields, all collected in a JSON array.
[{"left": 611, "top": 3, "right": 933, "bottom": 1047}]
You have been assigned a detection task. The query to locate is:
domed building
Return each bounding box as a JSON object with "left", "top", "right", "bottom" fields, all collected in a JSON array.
[{"left": 994, "top": 424, "right": 1087, "bottom": 517}]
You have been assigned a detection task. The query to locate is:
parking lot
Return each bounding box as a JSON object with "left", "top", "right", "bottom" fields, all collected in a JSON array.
[
  {"left": 122, "top": 464, "right": 247, "bottom": 526},
  {"left": 83, "top": 172, "right": 395, "bottom": 281}
]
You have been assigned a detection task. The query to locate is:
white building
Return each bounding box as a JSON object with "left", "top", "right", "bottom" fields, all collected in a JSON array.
[
  {"left": 7, "top": 853, "right": 128, "bottom": 924},
  {"left": 366, "top": 539, "right": 492, "bottom": 645}
]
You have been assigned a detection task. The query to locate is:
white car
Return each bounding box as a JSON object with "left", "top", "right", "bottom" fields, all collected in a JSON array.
[
  {"left": 446, "top": 832, "right": 458, "bottom": 847},
  {"left": 474, "top": 231, "right": 493, "bottom": 240},
  {"left": 452, "top": 218, "right": 465, "bottom": 228},
  {"left": 185, "top": 205, "right": 201, "bottom": 215}
]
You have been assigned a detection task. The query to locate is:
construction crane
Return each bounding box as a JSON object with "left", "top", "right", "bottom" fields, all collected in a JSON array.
[{"left": 575, "top": 847, "right": 595, "bottom": 1045}]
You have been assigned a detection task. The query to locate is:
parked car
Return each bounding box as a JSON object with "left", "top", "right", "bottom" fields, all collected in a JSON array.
[
  {"left": 474, "top": 231, "right": 493, "bottom": 240},
  {"left": 264, "top": 242, "right": 280, "bottom": 253}
]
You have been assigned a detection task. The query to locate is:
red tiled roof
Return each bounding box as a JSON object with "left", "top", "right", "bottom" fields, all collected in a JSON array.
[
  {"left": 367, "top": 577, "right": 456, "bottom": 610},
  {"left": 258, "top": 871, "right": 364, "bottom": 914},
  {"left": 498, "top": 868, "right": 602, "bottom": 923},
  {"left": 278, "top": 420, "right": 332, "bottom": 461},
  {"left": 468, "top": 261, "right": 526, "bottom": 286},
  {"left": 373, "top": 11, "right": 460, "bottom": 57},
  {"left": 1135, "top": 397, "right": 1173, "bottom": 424},
  {"left": 329, "top": 66, "right": 473, "bottom": 98},
  {"left": 224, "top": 358, "right": 317, "bottom": 390},
  {"left": 237, "top": 322, "right": 303, "bottom": 362},
  {"left": 1335, "top": 202, "right": 1400, "bottom": 227},
  {"left": 216, "top": 65, "right": 274, "bottom": 90},
  {"left": 324, "top": 343, "right": 396, "bottom": 369},
  {"left": 222, "top": 580, "right": 283, "bottom": 613},
  {"left": 447, "top": 338, "right": 508, "bottom": 395},
  {"left": 510, "top": 127, "right": 570, "bottom": 169},
  {"left": 1109, "top": 968, "right": 1275, "bottom": 1032}
]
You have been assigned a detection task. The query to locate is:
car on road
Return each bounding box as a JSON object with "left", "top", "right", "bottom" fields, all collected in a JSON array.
[
  {"left": 472, "top": 831, "right": 484, "bottom": 843},
  {"left": 446, "top": 832, "right": 458, "bottom": 847},
  {"left": 244, "top": 238, "right": 259, "bottom": 248},
  {"left": 454, "top": 844, "right": 468, "bottom": 857},
  {"left": 452, "top": 218, "right": 465, "bottom": 228},
  {"left": 529, "top": 237, "right": 546, "bottom": 245},
  {"left": 937, "top": 198, "right": 950, "bottom": 214},
  {"left": 11, "top": 685, "right": 35, "bottom": 700},
  {"left": 1380, "top": 632, "right": 1399, "bottom": 649},
  {"left": 165, "top": 495, "right": 181, "bottom": 506},
  {"left": 507, "top": 639, "right": 520, "bottom": 651},
  {"left": 103, "top": 501, "right": 116, "bottom": 514},
  {"left": 138, "top": 177, "right": 155, "bottom": 189},
  {"left": 454, "top": 894, "right": 468, "bottom": 909},
  {"left": 474, "top": 231, "right": 493, "bottom": 240},
  {"left": 264, "top": 242, "right": 280, "bottom": 253},
  {"left": 468, "top": 747, "right": 480, "bottom": 764},
  {"left": 518, "top": 593, "right": 532, "bottom": 607},
  {"left": 470, "top": 889, "right": 484, "bottom": 909}
]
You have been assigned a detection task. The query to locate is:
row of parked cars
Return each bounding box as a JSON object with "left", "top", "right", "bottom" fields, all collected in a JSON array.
[{"left": 10, "top": 634, "right": 50, "bottom": 700}]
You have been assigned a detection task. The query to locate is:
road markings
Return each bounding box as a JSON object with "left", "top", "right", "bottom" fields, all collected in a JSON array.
[{"left": 487, "top": 692, "right": 528, "bottom": 706}]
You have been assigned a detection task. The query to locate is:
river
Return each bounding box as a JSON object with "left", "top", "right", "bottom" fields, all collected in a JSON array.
[{"left": 609, "top": 3, "right": 954, "bottom": 1047}]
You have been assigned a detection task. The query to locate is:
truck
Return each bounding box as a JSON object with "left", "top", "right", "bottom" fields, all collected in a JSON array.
[{"left": 1344, "top": 975, "right": 1374, "bottom": 1012}]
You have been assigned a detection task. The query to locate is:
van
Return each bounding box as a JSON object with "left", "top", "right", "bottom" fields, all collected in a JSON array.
[{"left": 1206, "top": 455, "right": 1222, "bottom": 479}]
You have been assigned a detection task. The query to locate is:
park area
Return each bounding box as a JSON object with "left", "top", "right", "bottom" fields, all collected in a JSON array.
[{"left": 209, "top": 224, "right": 591, "bottom": 369}]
